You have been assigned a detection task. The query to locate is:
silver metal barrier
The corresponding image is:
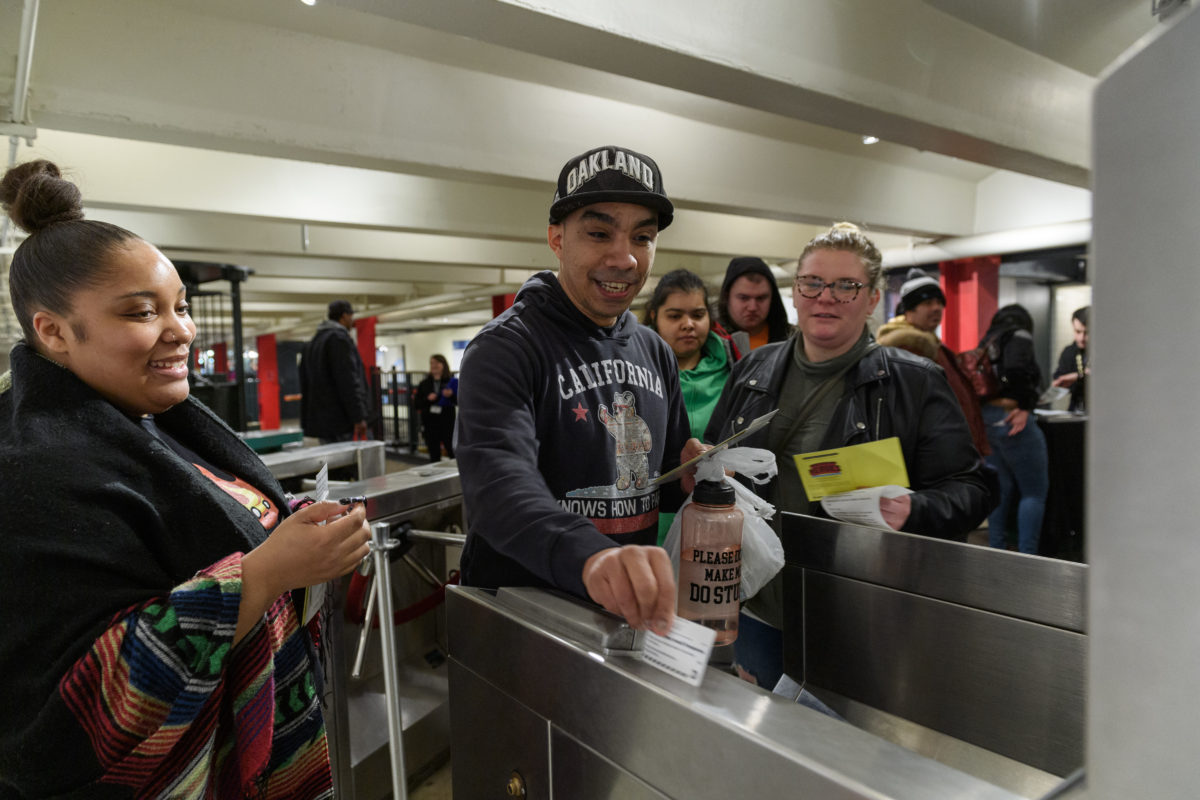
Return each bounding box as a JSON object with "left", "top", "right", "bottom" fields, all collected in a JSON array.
[
  {"left": 446, "top": 514, "right": 1088, "bottom": 799},
  {"left": 369, "top": 520, "right": 409, "bottom": 800},
  {"left": 259, "top": 440, "right": 386, "bottom": 482},
  {"left": 447, "top": 586, "right": 1027, "bottom": 800},
  {"left": 322, "top": 466, "right": 464, "bottom": 800}
]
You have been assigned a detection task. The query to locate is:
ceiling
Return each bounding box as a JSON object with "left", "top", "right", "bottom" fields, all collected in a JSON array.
[{"left": 0, "top": 0, "right": 1161, "bottom": 341}]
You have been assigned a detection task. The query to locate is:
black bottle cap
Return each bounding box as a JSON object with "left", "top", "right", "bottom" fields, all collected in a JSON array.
[{"left": 693, "top": 479, "right": 735, "bottom": 506}]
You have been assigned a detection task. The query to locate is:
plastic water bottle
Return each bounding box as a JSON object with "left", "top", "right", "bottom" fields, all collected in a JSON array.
[{"left": 677, "top": 479, "right": 743, "bottom": 644}]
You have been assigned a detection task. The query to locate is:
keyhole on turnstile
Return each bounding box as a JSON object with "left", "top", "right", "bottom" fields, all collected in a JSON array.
[{"left": 506, "top": 770, "right": 527, "bottom": 797}]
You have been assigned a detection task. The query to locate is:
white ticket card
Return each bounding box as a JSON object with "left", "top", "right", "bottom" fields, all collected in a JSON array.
[
  {"left": 302, "top": 462, "right": 331, "bottom": 624},
  {"left": 315, "top": 462, "right": 330, "bottom": 503},
  {"left": 642, "top": 616, "right": 717, "bottom": 687}
]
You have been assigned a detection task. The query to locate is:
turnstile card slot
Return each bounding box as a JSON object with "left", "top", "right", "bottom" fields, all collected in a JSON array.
[{"left": 494, "top": 587, "right": 643, "bottom": 653}]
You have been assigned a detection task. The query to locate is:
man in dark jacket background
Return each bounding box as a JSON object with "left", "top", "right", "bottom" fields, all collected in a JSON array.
[
  {"left": 715, "top": 256, "right": 792, "bottom": 351},
  {"left": 299, "top": 299, "right": 370, "bottom": 443}
]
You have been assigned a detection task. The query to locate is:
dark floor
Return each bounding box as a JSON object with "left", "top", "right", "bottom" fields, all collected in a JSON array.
[
  {"left": 386, "top": 449, "right": 434, "bottom": 471},
  {"left": 410, "top": 760, "right": 452, "bottom": 799}
]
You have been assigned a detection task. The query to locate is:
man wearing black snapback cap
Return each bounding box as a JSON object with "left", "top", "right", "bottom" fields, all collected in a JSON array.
[{"left": 456, "top": 145, "right": 703, "bottom": 635}]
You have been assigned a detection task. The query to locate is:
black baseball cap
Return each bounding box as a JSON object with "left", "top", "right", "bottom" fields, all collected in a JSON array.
[{"left": 548, "top": 145, "right": 673, "bottom": 230}]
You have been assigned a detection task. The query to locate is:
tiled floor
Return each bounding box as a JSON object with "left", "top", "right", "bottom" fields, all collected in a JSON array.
[{"left": 410, "top": 759, "right": 452, "bottom": 800}]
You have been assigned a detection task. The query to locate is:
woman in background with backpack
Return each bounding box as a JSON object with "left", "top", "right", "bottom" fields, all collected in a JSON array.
[{"left": 979, "top": 304, "right": 1048, "bottom": 554}]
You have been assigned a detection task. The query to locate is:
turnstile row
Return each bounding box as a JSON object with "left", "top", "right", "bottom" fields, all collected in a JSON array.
[{"left": 447, "top": 515, "right": 1088, "bottom": 800}]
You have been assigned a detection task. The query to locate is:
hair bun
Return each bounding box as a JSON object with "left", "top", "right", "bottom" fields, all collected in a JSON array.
[
  {"left": 0, "top": 160, "right": 85, "bottom": 235},
  {"left": 830, "top": 221, "right": 862, "bottom": 234}
]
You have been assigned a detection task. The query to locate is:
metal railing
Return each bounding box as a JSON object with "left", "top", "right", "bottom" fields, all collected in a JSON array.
[{"left": 370, "top": 368, "right": 427, "bottom": 455}]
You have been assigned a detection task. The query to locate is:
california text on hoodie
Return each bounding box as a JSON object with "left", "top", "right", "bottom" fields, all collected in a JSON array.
[{"left": 456, "top": 271, "right": 691, "bottom": 599}]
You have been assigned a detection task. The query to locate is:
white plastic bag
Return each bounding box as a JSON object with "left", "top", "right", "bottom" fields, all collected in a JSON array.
[{"left": 662, "top": 447, "right": 785, "bottom": 601}]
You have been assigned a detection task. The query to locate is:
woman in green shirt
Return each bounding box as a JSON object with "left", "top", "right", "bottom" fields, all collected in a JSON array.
[{"left": 644, "top": 269, "right": 738, "bottom": 542}]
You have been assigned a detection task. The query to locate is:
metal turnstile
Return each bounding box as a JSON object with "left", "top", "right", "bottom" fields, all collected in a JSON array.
[
  {"left": 317, "top": 463, "right": 464, "bottom": 800},
  {"left": 447, "top": 514, "right": 1088, "bottom": 799},
  {"left": 259, "top": 440, "right": 386, "bottom": 485},
  {"left": 780, "top": 513, "right": 1086, "bottom": 797}
]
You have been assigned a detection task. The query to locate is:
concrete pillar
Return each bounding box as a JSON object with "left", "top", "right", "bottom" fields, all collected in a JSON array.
[{"left": 1089, "top": 6, "right": 1200, "bottom": 797}]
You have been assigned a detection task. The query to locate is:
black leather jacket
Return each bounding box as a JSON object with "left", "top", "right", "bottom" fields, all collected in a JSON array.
[{"left": 705, "top": 339, "right": 993, "bottom": 539}]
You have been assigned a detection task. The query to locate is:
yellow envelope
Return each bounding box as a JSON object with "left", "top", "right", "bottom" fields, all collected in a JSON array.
[{"left": 794, "top": 437, "right": 910, "bottom": 501}]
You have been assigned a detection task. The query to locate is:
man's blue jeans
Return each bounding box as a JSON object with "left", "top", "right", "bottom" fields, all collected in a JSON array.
[
  {"left": 982, "top": 403, "right": 1049, "bottom": 554},
  {"left": 734, "top": 612, "right": 784, "bottom": 690}
]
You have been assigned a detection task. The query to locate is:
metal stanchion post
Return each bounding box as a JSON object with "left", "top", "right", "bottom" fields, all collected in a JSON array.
[
  {"left": 369, "top": 521, "right": 409, "bottom": 800},
  {"left": 350, "top": 567, "right": 377, "bottom": 680}
]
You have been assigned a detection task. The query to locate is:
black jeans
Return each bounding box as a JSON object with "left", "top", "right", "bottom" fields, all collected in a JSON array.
[{"left": 423, "top": 413, "right": 455, "bottom": 462}]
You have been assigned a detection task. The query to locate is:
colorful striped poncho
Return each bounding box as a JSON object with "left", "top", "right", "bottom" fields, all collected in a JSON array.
[{"left": 0, "top": 343, "right": 332, "bottom": 798}]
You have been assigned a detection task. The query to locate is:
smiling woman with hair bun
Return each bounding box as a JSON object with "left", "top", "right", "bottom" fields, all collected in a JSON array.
[{"left": 0, "top": 160, "right": 368, "bottom": 798}]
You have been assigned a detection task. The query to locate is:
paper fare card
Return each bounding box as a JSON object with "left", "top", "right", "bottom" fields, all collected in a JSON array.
[
  {"left": 641, "top": 616, "right": 717, "bottom": 687},
  {"left": 820, "top": 485, "right": 912, "bottom": 529},
  {"left": 315, "top": 462, "right": 330, "bottom": 503},
  {"left": 795, "top": 436, "right": 910, "bottom": 501},
  {"left": 302, "top": 461, "right": 332, "bottom": 624}
]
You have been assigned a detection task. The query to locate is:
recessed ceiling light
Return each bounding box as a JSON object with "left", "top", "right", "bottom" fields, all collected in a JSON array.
[
  {"left": 300, "top": 0, "right": 317, "bottom": 6},
  {"left": 862, "top": 135, "right": 880, "bottom": 145}
]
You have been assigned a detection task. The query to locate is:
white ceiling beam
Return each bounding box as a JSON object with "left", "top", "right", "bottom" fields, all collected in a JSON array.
[
  {"left": 336, "top": 0, "right": 1092, "bottom": 185},
  {"left": 4, "top": 1, "right": 985, "bottom": 237},
  {"left": 231, "top": 275, "right": 419, "bottom": 297},
  {"left": 29, "top": 130, "right": 942, "bottom": 257}
]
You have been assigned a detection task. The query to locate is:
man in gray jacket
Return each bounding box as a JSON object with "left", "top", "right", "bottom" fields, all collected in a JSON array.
[{"left": 299, "top": 299, "right": 370, "bottom": 443}]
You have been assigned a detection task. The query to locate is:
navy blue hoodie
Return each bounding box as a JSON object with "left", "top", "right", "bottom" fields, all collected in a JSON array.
[{"left": 456, "top": 271, "right": 691, "bottom": 599}]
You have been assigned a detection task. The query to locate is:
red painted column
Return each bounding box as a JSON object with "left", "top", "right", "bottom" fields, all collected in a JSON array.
[
  {"left": 354, "top": 316, "right": 377, "bottom": 441},
  {"left": 355, "top": 316, "right": 376, "bottom": 381},
  {"left": 213, "top": 342, "right": 228, "bottom": 377},
  {"left": 492, "top": 293, "right": 516, "bottom": 317},
  {"left": 940, "top": 256, "right": 1000, "bottom": 353},
  {"left": 256, "top": 334, "right": 280, "bottom": 430}
]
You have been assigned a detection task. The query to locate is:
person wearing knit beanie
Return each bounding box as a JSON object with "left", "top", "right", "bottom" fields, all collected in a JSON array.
[
  {"left": 877, "top": 267, "right": 990, "bottom": 456},
  {"left": 895, "top": 268, "right": 947, "bottom": 328}
]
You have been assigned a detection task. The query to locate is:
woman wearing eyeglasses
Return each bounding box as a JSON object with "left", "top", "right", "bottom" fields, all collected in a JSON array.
[{"left": 706, "top": 222, "right": 992, "bottom": 690}]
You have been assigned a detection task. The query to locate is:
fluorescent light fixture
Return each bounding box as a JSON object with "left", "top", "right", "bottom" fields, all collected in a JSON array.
[
  {"left": 300, "top": 0, "right": 317, "bottom": 5},
  {"left": 862, "top": 135, "right": 880, "bottom": 145}
]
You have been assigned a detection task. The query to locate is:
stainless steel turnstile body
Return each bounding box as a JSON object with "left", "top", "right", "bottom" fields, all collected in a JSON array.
[
  {"left": 781, "top": 513, "right": 1086, "bottom": 796},
  {"left": 447, "top": 515, "right": 1087, "bottom": 799},
  {"left": 259, "top": 440, "right": 387, "bottom": 483},
  {"left": 448, "top": 586, "right": 1031, "bottom": 800},
  {"left": 321, "top": 463, "right": 463, "bottom": 800}
]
